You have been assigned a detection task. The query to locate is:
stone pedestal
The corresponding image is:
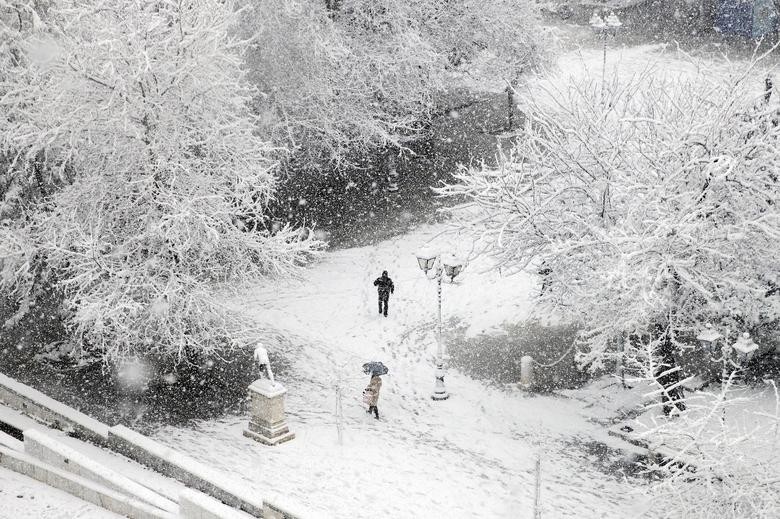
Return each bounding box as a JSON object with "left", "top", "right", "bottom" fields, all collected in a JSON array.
[
  {"left": 519, "top": 355, "right": 534, "bottom": 388},
  {"left": 243, "top": 379, "right": 295, "bottom": 446}
]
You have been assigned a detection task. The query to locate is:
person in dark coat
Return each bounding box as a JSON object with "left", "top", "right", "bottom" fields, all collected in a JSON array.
[{"left": 373, "top": 270, "right": 394, "bottom": 317}]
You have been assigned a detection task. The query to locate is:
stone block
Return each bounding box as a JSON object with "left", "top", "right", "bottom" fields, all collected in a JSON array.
[
  {"left": 179, "top": 488, "right": 256, "bottom": 519},
  {"left": 244, "top": 380, "right": 295, "bottom": 446}
]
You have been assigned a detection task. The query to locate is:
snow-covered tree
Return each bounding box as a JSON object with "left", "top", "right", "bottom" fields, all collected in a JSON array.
[
  {"left": 0, "top": 1, "right": 60, "bottom": 222},
  {"left": 243, "top": 0, "right": 545, "bottom": 170},
  {"left": 0, "top": 0, "right": 321, "bottom": 364},
  {"left": 439, "top": 65, "right": 780, "bottom": 369}
]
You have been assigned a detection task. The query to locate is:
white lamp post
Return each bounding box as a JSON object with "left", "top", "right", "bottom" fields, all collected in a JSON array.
[
  {"left": 415, "top": 247, "right": 464, "bottom": 400},
  {"left": 590, "top": 11, "right": 622, "bottom": 95},
  {"left": 697, "top": 323, "right": 725, "bottom": 387}
]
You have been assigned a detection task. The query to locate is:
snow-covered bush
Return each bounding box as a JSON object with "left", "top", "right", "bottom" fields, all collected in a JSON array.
[
  {"left": 440, "top": 64, "right": 780, "bottom": 370},
  {"left": 638, "top": 379, "right": 780, "bottom": 518},
  {"left": 0, "top": 0, "right": 321, "bottom": 364}
]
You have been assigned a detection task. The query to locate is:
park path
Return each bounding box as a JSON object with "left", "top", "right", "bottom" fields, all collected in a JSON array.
[{"left": 153, "top": 223, "right": 653, "bottom": 519}]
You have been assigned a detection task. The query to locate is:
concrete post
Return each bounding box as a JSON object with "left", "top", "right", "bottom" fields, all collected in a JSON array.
[
  {"left": 520, "top": 355, "right": 534, "bottom": 388},
  {"left": 243, "top": 379, "right": 295, "bottom": 446}
]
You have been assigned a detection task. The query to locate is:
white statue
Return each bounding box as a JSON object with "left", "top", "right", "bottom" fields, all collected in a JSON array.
[{"left": 253, "top": 344, "right": 275, "bottom": 383}]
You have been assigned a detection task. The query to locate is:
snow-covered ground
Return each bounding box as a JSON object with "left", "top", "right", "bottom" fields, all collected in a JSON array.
[
  {"left": 151, "top": 223, "right": 654, "bottom": 519},
  {"left": 0, "top": 466, "right": 123, "bottom": 519}
]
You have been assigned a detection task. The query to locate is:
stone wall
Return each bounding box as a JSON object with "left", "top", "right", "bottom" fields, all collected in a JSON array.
[
  {"left": 24, "top": 428, "right": 178, "bottom": 514},
  {"left": 179, "top": 489, "right": 258, "bottom": 519},
  {"left": 0, "top": 372, "right": 109, "bottom": 445},
  {"left": 109, "top": 424, "right": 267, "bottom": 518},
  {"left": 0, "top": 373, "right": 320, "bottom": 519}
]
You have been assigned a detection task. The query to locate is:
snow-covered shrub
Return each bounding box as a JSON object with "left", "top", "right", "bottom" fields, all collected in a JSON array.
[
  {"left": 639, "top": 380, "right": 780, "bottom": 519},
  {"left": 0, "top": 0, "right": 322, "bottom": 364}
]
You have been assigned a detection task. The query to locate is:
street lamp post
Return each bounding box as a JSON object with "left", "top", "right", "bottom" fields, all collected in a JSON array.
[
  {"left": 697, "top": 324, "right": 725, "bottom": 387},
  {"left": 590, "top": 11, "right": 622, "bottom": 95},
  {"left": 415, "top": 247, "right": 464, "bottom": 400}
]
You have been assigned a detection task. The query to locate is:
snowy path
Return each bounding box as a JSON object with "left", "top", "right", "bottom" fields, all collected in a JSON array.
[{"left": 153, "top": 224, "right": 653, "bottom": 519}]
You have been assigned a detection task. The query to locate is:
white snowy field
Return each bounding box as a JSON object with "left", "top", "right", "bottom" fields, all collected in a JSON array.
[{"left": 519, "top": 24, "right": 780, "bottom": 106}]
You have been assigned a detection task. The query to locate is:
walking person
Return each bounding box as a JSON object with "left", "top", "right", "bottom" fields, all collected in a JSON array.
[
  {"left": 373, "top": 270, "right": 394, "bottom": 317},
  {"left": 364, "top": 372, "right": 382, "bottom": 420}
]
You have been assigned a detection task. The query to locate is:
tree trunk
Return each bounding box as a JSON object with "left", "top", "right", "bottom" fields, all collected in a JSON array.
[{"left": 655, "top": 329, "right": 686, "bottom": 416}]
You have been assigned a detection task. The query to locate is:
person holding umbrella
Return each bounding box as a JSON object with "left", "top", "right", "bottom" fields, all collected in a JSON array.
[{"left": 362, "top": 362, "right": 388, "bottom": 420}]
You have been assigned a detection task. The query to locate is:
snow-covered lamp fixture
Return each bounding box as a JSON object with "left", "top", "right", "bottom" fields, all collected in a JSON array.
[
  {"left": 696, "top": 323, "right": 723, "bottom": 357},
  {"left": 415, "top": 247, "right": 438, "bottom": 274},
  {"left": 442, "top": 258, "right": 463, "bottom": 282},
  {"left": 605, "top": 12, "right": 622, "bottom": 30},
  {"left": 589, "top": 12, "right": 605, "bottom": 30},
  {"left": 732, "top": 332, "right": 758, "bottom": 363}
]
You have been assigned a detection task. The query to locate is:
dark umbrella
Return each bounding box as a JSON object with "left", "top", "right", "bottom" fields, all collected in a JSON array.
[{"left": 362, "top": 361, "right": 389, "bottom": 376}]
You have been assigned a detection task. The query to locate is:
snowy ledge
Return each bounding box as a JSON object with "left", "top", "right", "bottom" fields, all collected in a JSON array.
[
  {"left": 24, "top": 428, "right": 178, "bottom": 514},
  {"left": 0, "top": 430, "right": 23, "bottom": 451},
  {"left": 108, "top": 425, "right": 328, "bottom": 519},
  {"left": 248, "top": 379, "right": 287, "bottom": 398},
  {"left": 0, "top": 372, "right": 109, "bottom": 443},
  {"left": 109, "top": 424, "right": 272, "bottom": 517},
  {"left": 179, "top": 488, "right": 257, "bottom": 519},
  {"left": 0, "top": 444, "right": 173, "bottom": 519}
]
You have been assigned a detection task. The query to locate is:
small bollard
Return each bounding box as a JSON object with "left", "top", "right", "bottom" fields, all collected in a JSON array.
[{"left": 520, "top": 355, "right": 534, "bottom": 389}]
